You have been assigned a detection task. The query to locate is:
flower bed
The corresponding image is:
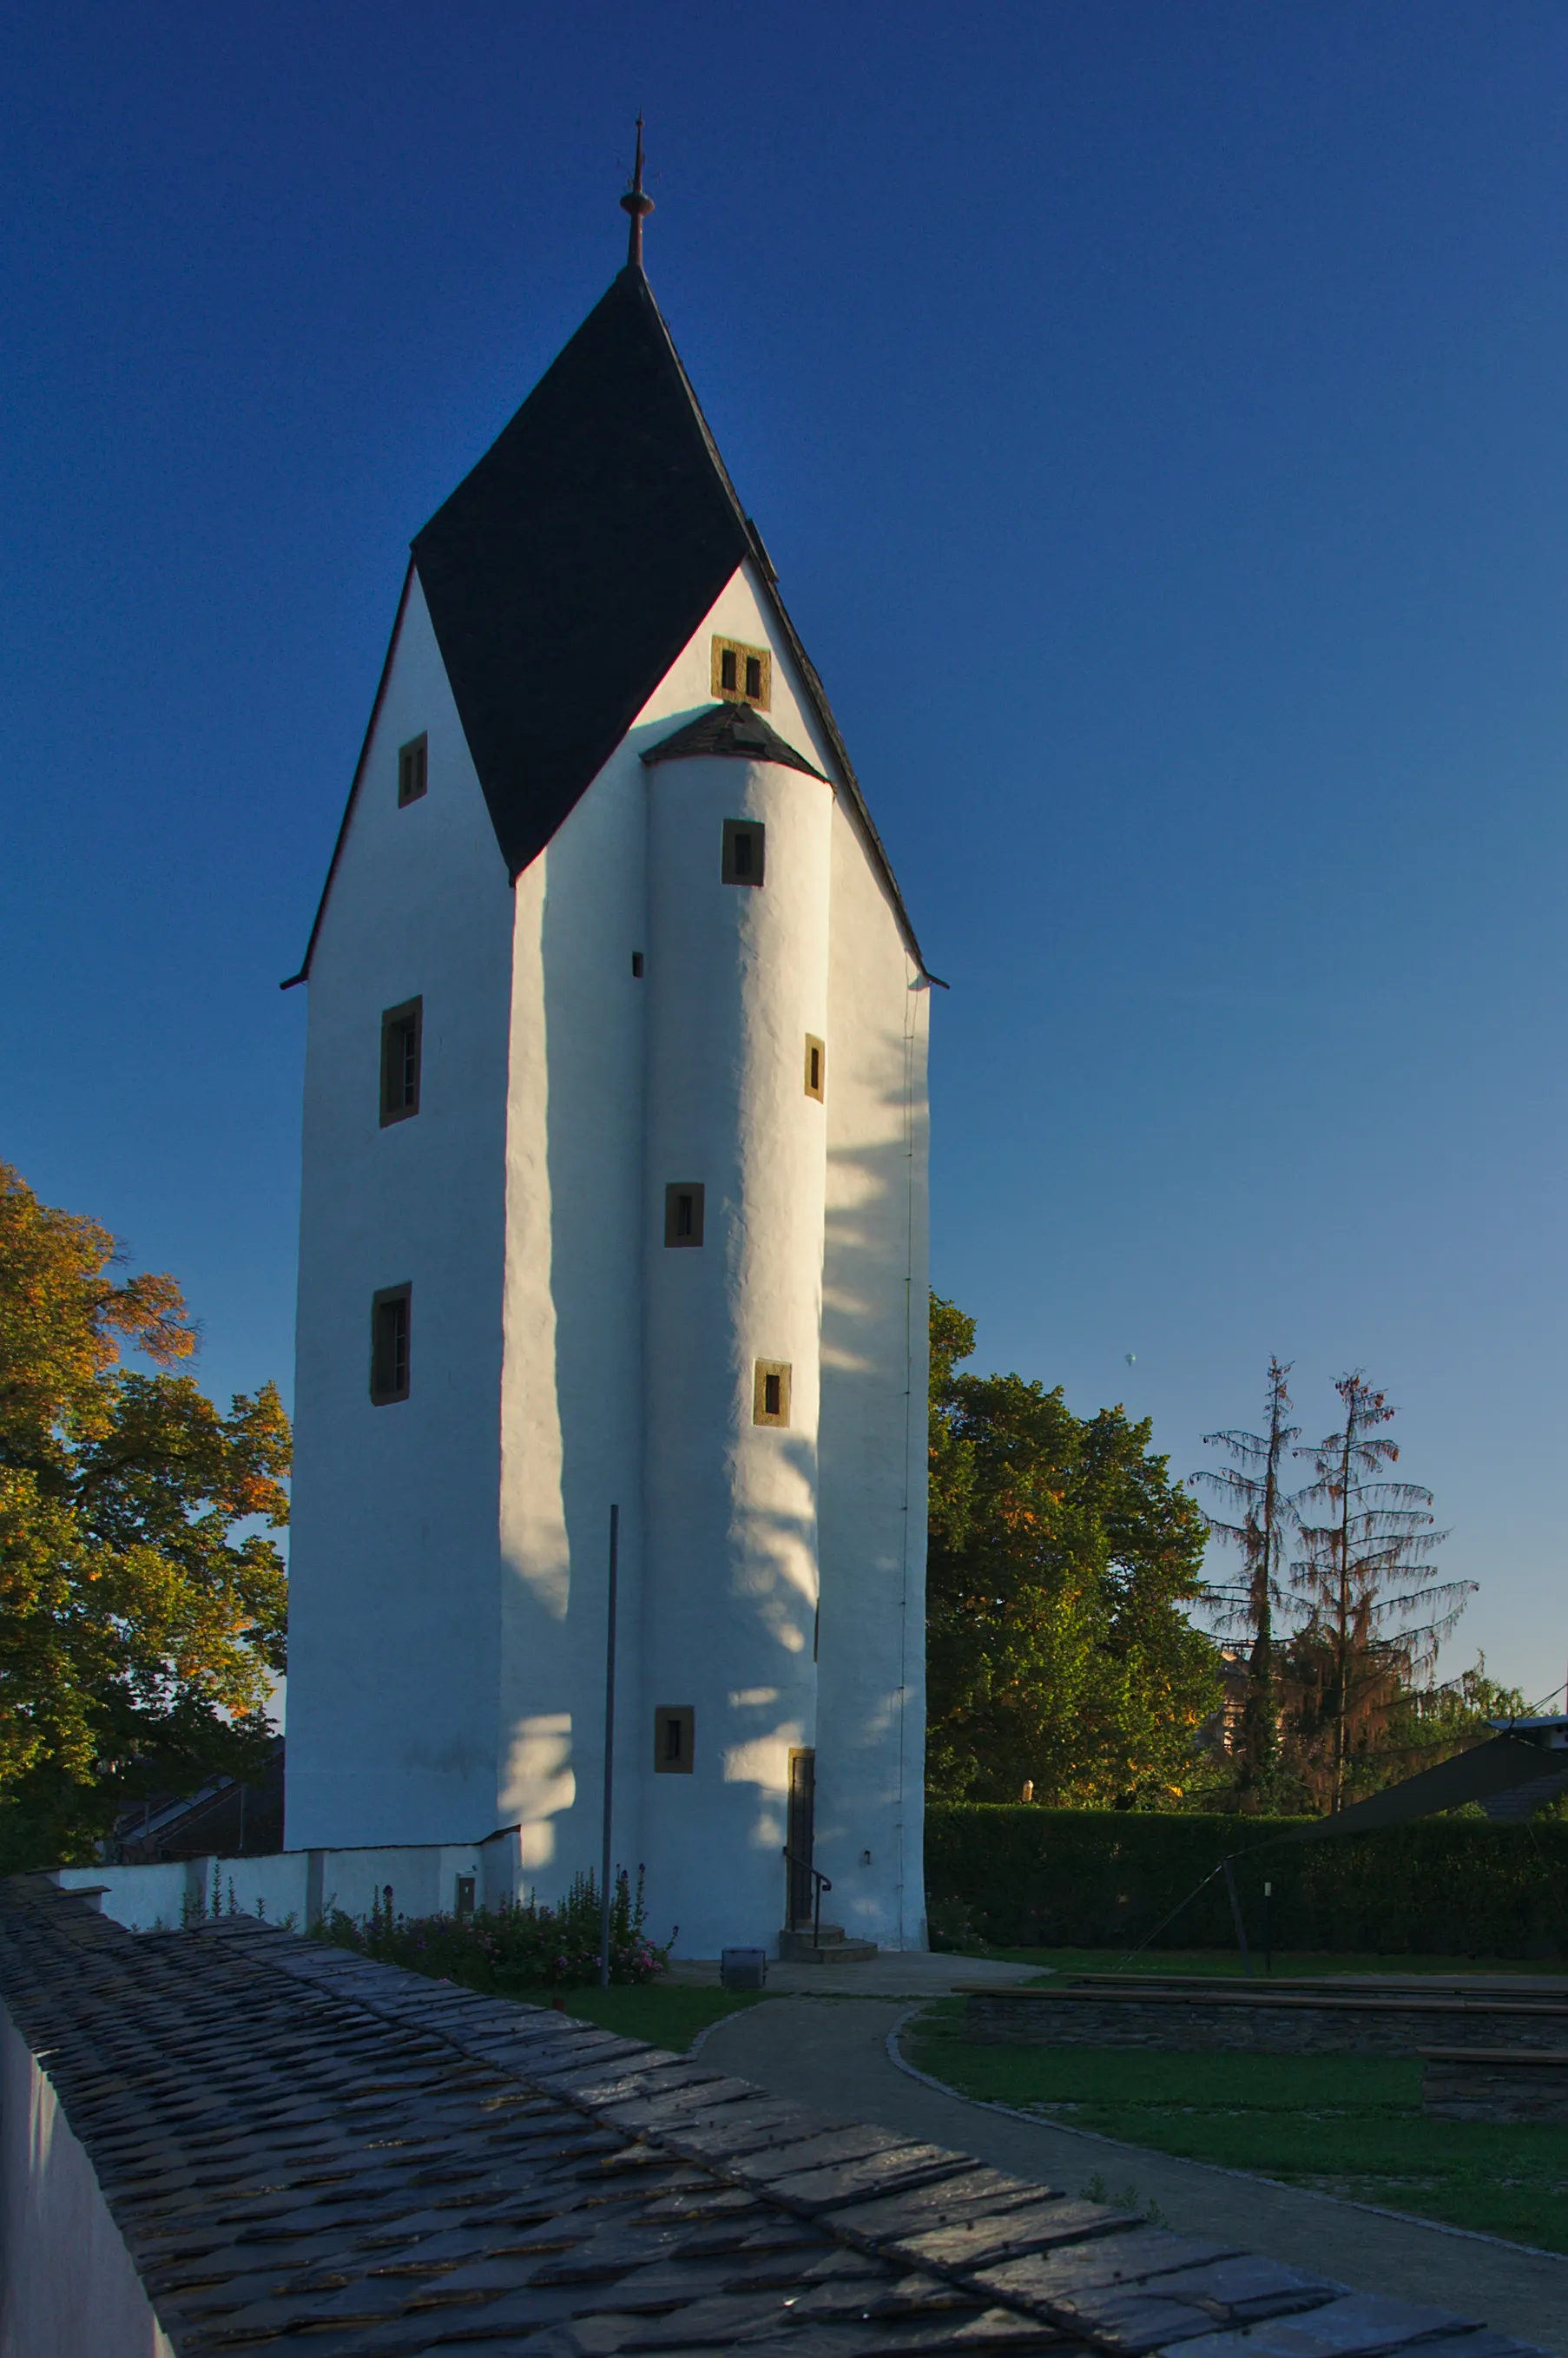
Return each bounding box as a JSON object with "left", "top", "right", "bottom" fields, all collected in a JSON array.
[{"left": 316, "top": 1866, "right": 669, "bottom": 1990}]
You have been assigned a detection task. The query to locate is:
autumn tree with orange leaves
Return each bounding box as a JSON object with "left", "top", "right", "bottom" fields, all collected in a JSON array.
[
  {"left": 926, "top": 1295, "right": 1217, "bottom": 1805},
  {"left": 0, "top": 1163, "right": 288, "bottom": 1866}
]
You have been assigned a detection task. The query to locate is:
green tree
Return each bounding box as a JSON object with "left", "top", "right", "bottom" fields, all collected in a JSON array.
[
  {"left": 0, "top": 1163, "right": 289, "bottom": 1866},
  {"left": 1192, "top": 1359, "right": 1301, "bottom": 1808},
  {"left": 926, "top": 1294, "right": 1219, "bottom": 1806},
  {"left": 1384, "top": 1657, "right": 1528, "bottom": 1762}
]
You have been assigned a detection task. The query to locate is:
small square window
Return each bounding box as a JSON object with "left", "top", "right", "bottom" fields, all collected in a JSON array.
[
  {"left": 380, "top": 998, "right": 422, "bottom": 1125},
  {"left": 398, "top": 733, "right": 428, "bottom": 806},
  {"left": 804, "top": 1035, "right": 825, "bottom": 1103},
  {"left": 654, "top": 1705, "right": 695, "bottom": 1773},
  {"left": 370, "top": 1285, "right": 412, "bottom": 1405},
  {"left": 754, "top": 1359, "right": 791, "bottom": 1427},
  {"left": 721, "top": 819, "right": 766, "bottom": 886},
  {"left": 711, "top": 636, "right": 771, "bottom": 710},
  {"left": 664, "top": 1182, "right": 705, "bottom": 1247}
]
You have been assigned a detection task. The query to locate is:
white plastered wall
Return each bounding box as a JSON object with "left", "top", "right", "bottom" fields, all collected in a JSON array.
[
  {"left": 1, "top": 2006, "right": 173, "bottom": 2358},
  {"left": 491, "top": 558, "right": 929, "bottom": 1946},
  {"left": 640, "top": 748, "right": 832, "bottom": 1955},
  {"left": 287, "top": 577, "right": 515, "bottom": 1849},
  {"left": 494, "top": 727, "right": 650, "bottom": 1894},
  {"left": 490, "top": 560, "right": 857, "bottom": 1929},
  {"left": 816, "top": 801, "right": 931, "bottom": 1949}
]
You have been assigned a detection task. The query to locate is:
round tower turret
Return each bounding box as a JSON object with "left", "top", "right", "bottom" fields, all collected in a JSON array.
[{"left": 640, "top": 705, "right": 834, "bottom": 1954}]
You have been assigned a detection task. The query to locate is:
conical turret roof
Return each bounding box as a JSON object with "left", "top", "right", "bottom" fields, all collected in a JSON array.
[{"left": 642, "top": 701, "right": 828, "bottom": 781}]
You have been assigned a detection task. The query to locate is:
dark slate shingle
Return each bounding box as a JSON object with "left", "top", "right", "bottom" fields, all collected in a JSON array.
[{"left": 0, "top": 1880, "right": 1545, "bottom": 2358}]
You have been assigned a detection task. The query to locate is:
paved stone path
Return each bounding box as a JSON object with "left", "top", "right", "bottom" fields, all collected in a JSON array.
[{"left": 697, "top": 1992, "right": 1568, "bottom": 2355}]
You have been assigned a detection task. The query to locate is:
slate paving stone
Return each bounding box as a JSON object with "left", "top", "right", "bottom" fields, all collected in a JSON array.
[
  {"left": 531, "top": 2045, "right": 663, "bottom": 2089},
  {"left": 348, "top": 2283, "right": 620, "bottom": 2352},
  {"left": 1152, "top": 2294, "right": 1484, "bottom": 2358},
  {"left": 1362, "top": 2340, "right": 1546, "bottom": 2358},
  {"left": 882, "top": 2203, "right": 1135, "bottom": 2275},
  {"left": 831, "top": 2173, "right": 1067, "bottom": 2244},
  {"left": 551, "top": 2060, "right": 721, "bottom": 2105},
  {"left": 794, "top": 2252, "right": 915, "bottom": 2286},
  {"left": 624, "top": 2288, "right": 860, "bottom": 2345},
  {"left": 655, "top": 2103, "right": 851, "bottom": 2161},
  {"left": 985, "top": 2234, "right": 1239, "bottom": 2296},
  {"left": 543, "top": 2318, "right": 648, "bottom": 2356},
  {"left": 1136, "top": 2256, "right": 1343, "bottom": 2325},
  {"left": 576, "top": 2254, "right": 763, "bottom": 2311},
  {"left": 714, "top": 2314, "right": 1076, "bottom": 2355},
  {"left": 1028, "top": 2286, "right": 1283, "bottom": 2355},
  {"left": 590, "top": 2149, "right": 712, "bottom": 2181},
  {"left": 530, "top": 2236, "right": 728, "bottom": 2287},
  {"left": 188, "top": 2329, "right": 379, "bottom": 2358},
  {"left": 729, "top": 2127, "right": 927, "bottom": 2183},
  {"left": 597, "top": 2078, "right": 768, "bottom": 2128},
  {"left": 781, "top": 2270, "right": 971, "bottom": 2322},
  {"left": 765, "top": 2151, "right": 984, "bottom": 2213},
  {"left": 636, "top": 2185, "right": 768, "bottom": 2219}
]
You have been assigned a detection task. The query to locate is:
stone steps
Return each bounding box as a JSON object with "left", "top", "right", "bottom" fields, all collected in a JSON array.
[{"left": 778, "top": 1923, "right": 879, "bottom": 1966}]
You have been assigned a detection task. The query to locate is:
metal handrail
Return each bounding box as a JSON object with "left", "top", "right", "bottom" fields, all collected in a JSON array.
[{"left": 782, "top": 1848, "right": 832, "bottom": 1943}]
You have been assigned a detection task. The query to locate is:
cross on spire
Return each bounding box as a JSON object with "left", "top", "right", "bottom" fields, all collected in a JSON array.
[{"left": 621, "top": 115, "right": 654, "bottom": 272}]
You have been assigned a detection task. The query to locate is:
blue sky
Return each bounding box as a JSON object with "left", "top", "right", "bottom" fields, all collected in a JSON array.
[{"left": 6, "top": 3, "right": 1567, "bottom": 1704}]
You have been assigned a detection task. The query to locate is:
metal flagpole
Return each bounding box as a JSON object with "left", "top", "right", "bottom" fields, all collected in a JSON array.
[{"left": 598, "top": 1505, "right": 620, "bottom": 1990}]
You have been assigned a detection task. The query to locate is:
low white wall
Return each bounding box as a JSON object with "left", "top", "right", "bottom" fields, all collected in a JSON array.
[
  {"left": 57, "top": 1862, "right": 192, "bottom": 1933},
  {"left": 0, "top": 2003, "right": 172, "bottom": 2358},
  {"left": 309, "top": 1844, "right": 485, "bottom": 1924},
  {"left": 55, "top": 1840, "right": 499, "bottom": 1935}
]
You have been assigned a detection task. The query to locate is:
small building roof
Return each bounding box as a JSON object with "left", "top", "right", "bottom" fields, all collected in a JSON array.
[
  {"left": 0, "top": 1878, "right": 1537, "bottom": 2356},
  {"left": 642, "top": 701, "right": 829, "bottom": 781}
]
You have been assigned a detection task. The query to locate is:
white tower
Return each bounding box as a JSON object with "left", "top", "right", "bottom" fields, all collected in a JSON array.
[{"left": 284, "top": 161, "right": 934, "bottom": 1955}]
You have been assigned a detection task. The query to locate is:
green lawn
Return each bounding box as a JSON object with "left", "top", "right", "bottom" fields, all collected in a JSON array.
[
  {"left": 906, "top": 2002, "right": 1568, "bottom": 2253},
  {"left": 538, "top": 1981, "right": 769, "bottom": 2052},
  {"left": 959, "top": 1944, "right": 1568, "bottom": 1985}
]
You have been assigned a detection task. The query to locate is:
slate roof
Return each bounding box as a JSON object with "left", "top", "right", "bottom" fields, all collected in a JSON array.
[
  {"left": 0, "top": 1880, "right": 1545, "bottom": 2358},
  {"left": 289, "top": 266, "right": 932, "bottom": 986},
  {"left": 642, "top": 703, "right": 829, "bottom": 781}
]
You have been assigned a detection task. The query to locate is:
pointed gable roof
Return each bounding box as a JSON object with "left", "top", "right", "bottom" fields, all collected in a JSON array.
[
  {"left": 287, "top": 265, "right": 933, "bottom": 985},
  {"left": 411, "top": 266, "right": 752, "bottom": 883}
]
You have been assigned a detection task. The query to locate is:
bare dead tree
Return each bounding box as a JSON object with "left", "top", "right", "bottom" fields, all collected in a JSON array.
[
  {"left": 1291, "top": 1372, "right": 1472, "bottom": 1812},
  {"left": 1193, "top": 1359, "right": 1299, "bottom": 1806}
]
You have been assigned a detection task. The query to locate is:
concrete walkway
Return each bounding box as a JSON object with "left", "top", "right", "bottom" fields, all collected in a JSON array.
[{"left": 697, "top": 1993, "right": 1568, "bottom": 2356}]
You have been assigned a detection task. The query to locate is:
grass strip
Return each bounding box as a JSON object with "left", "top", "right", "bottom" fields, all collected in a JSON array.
[
  {"left": 906, "top": 2001, "right": 1568, "bottom": 2254},
  {"left": 540, "top": 1980, "right": 769, "bottom": 2052}
]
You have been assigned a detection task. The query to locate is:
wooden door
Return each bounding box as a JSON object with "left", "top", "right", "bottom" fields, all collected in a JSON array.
[{"left": 786, "top": 1748, "right": 816, "bottom": 1930}]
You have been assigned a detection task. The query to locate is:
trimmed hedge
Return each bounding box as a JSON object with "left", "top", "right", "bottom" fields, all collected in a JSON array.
[{"left": 925, "top": 1804, "right": 1568, "bottom": 1959}]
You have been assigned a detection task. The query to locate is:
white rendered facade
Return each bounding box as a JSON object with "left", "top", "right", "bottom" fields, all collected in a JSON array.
[{"left": 286, "top": 269, "right": 931, "bottom": 1956}]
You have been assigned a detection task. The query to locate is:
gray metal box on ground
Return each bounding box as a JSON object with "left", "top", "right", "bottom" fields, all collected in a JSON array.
[{"left": 721, "top": 1947, "right": 768, "bottom": 1991}]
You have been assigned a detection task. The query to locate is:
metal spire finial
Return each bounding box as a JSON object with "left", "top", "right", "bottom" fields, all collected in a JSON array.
[{"left": 620, "top": 115, "right": 654, "bottom": 271}]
